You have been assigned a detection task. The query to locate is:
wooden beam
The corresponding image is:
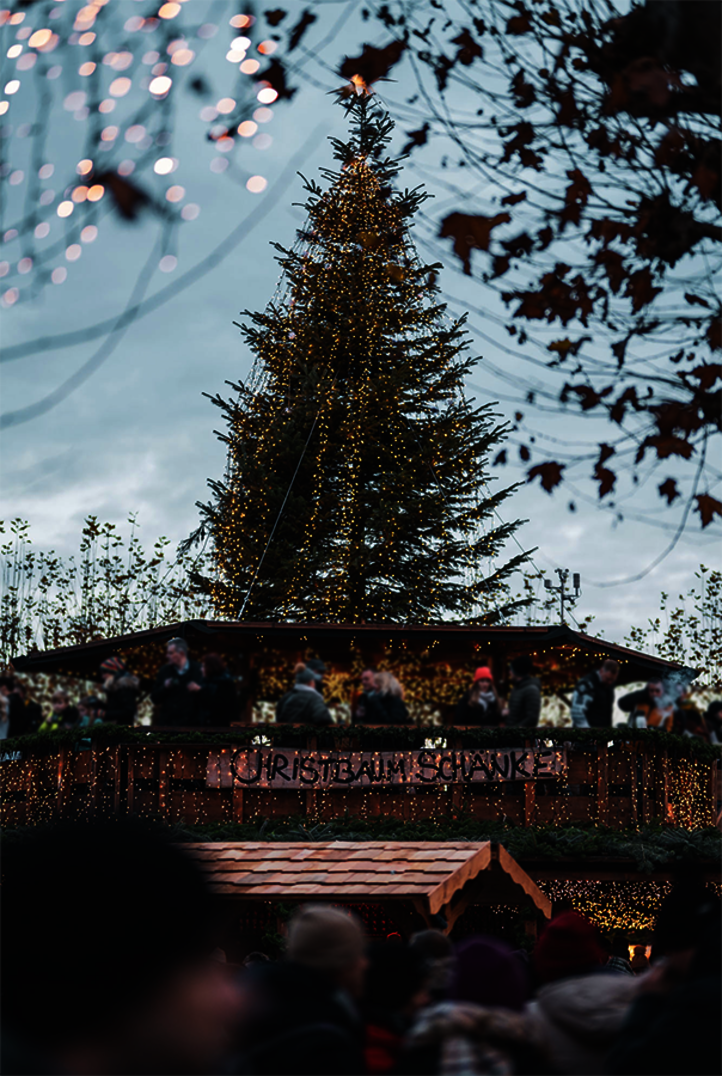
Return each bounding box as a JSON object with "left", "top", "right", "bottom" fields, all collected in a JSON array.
[{"left": 492, "top": 843, "right": 552, "bottom": 918}]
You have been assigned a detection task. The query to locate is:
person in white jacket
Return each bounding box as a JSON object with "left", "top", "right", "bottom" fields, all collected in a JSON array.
[{"left": 525, "top": 911, "right": 640, "bottom": 1075}]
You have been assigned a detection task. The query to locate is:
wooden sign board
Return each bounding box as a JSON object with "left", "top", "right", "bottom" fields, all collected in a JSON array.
[{"left": 207, "top": 746, "right": 567, "bottom": 790}]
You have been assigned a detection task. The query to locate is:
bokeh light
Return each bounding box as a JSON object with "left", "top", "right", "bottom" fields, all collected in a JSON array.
[
  {"left": 28, "top": 29, "right": 53, "bottom": 49},
  {"left": 257, "top": 87, "right": 278, "bottom": 104},
  {"left": 159, "top": 254, "right": 177, "bottom": 272},
  {"left": 0, "top": 262, "right": 9, "bottom": 277},
  {"left": 0, "top": 102, "right": 8, "bottom": 116},
  {"left": 240, "top": 59, "right": 259, "bottom": 75},
  {"left": 57, "top": 201, "right": 74, "bottom": 218},
  {"left": 51, "top": 266, "right": 67, "bottom": 284},
  {"left": 65, "top": 244, "right": 81, "bottom": 261},
  {"left": 9, "top": 170, "right": 24, "bottom": 185},
  {"left": 238, "top": 121, "right": 257, "bottom": 138},
  {"left": 181, "top": 203, "right": 200, "bottom": 221},
  {"left": 109, "top": 77, "right": 131, "bottom": 97},
  {"left": 4, "top": 80, "right": 20, "bottom": 95},
  {"left": 87, "top": 184, "right": 104, "bottom": 202},
  {"left": 216, "top": 97, "right": 235, "bottom": 114},
  {"left": 76, "top": 159, "right": 93, "bottom": 175},
  {"left": 158, "top": 2, "right": 180, "bottom": 19},
  {"left": 125, "top": 124, "right": 146, "bottom": 143},
  {"left": 78, "top": 62, "right": 96, "bottom": 77},
  {"left": 34, "top": 222, "right": 50, "bottom": 239},
  {"left": 246, "top": 175, "right": 267, "bottom": 194},
  {"left": 100, "top": 126, "right": 118, "bottom": 142},
  {"left": 149, "top": 75, "right": 172, "bottom": 96},
  {"left": 3, "top": 287, "right": 19, "bottom": 305},
  {"left": 72, "top": 186, "right": 89, "bottom": 203},
  {"left": 18, "top": 257, "right": 33, "bottom": 274},
  {"left": 154, "top": 157, "right": 177, "bottom": 175},
  {"left": 171, "top": 49, "right": 194, "bottom": 66},
  {"left": 81, "top": 225, "right": 98, "bottom": 243},
  {"left": 253, "top": 107, "right": 273, "bottom": 123},
  {"left": 165, "top": 185, "right": 185, "bottom": 202},
  {"left": 118, "top": 160, "right": 135, "bottom": 176}
]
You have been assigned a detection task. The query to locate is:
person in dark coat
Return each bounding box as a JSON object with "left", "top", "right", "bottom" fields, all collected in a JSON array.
[
  {"left": 352, "top": 668, "right": 383, "bottom": 724},
  {"left": 361, "top": 942, "right": 431, "bottom": 1074},
  {"left": 189, "top": 653, "right": 238, "bottom": 727},
  {"left": 276, "top": 664, "right": 332, "bottom": 725},
  {"left": 1, "top": 819, "right": 242, "bottom": 1076},
  {"left": 570, "top": 659, "right": 619, "bottom": 728},
  {"left": 0, "top": 678, "right": 43, "bottom": 736},
  {"left": 373, "top": 671, "right": 411, "bottom": 724},
  {"left": 504, "top": 656, "right": 541, "bottom": 728},
  {"left": 606, "top": 878, "right": 721, "bottom": 1075},
  {"left": 454, "top": 667, "right": 502, "bottom": 725},
  {"left": 235, "top": 905, "right": 367, "bottom": 1075},
  {"left": 705, "top": 699, "right": 722, "bottom": 744},
  {"left": 150, "top": 638, "right": 203, "bottom": 727},
  {"left": 100, "top": 656, "right": 140, "bottom": 726}
]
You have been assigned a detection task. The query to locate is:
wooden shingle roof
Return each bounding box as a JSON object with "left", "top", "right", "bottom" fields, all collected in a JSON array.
[{"left": 186, "top": 840, "right": 551, "bottom": 920}]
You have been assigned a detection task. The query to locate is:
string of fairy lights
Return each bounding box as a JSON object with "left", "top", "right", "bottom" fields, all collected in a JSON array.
[
  {"left": 2, "top": 733, "right": 717, "bottom": 831},
  {"left": 0, "top": 2, "right": 293, "bottom": 309},
  {"left": 207, "top": 100, "right": 524, "bottom": 625}
]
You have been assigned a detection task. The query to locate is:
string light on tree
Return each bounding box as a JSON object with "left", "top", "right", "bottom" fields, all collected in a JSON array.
[{"left": 194, "top": 96, "right": 531, "bottom": 624}]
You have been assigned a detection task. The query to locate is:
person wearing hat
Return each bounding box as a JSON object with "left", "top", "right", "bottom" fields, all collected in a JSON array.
[
  {"left": 454, "top": 667, "right": 502, "bottom": 725},
  {"left": 100, "top": 656, "right": 141, "bottom": 727},
  {"left": 525, "top": 912, "right": 639, "bottom": 1074},
  {"left": 237, "top": 905, "right": 367, "bottom": 1074},
  {"left": 276, "top": 663, "right": 333, "bottom": 725}
]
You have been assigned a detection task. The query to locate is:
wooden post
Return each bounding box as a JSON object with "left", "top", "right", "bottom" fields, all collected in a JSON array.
[
  {"left": 56, "top": 748, "right": 68, "bottom": 819},
  {"left": 305, "top": 735, "right": 318, "bottom": 818},
  {"left": 452, "top": 735, "right": 464, "bottom": 814},
  {"left": 710, "top": 759, "right": 719, "bottom": 828},
  {"left": 524, "top": 740, "right": 536, "bottom": 825},
  {"left": 662, "top": 751, "right": 673, "bottom": 825},
  {"left": 127, "top": 748, "right": 135, "bottom": 816},
  {"left": 641, "top": 750, "right": 652, "bottom": 825},
  {"left": 629, "top": 744, "right": 639, "bottom": 827},
  {"left": 158, "top": 748, "right": 170, "bottom": 821},
  {"left": 89, "top": 746, "right": 100, "bottom": 817},
  {"left": 232, "top": 784, "right": 244, "bottom": 823},
  {"left": 112, "top": 746, "right": 122, "bottom": 815},
  {"left": 597, "top": 743, "right": 609, "bottom": 826}
]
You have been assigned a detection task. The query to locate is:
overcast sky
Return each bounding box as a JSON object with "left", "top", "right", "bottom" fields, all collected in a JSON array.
[{"left": 1, "top": 1, "right": 718, "bottom": 643}]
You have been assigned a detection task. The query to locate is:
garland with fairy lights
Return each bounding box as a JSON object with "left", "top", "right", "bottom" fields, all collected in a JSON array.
[{"left": 194, "top": 95, "right": 529, "bottom": 624}]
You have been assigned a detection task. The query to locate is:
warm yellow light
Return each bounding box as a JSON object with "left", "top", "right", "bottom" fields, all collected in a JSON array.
[
  {"left": 158, "top": 2, "right": 181, "bottom": 19},
  {"left": 57, "top": 201, "right": 74, "bottom": 218},
  {"left": 216, "top": 97, "right": 235, "bottom": 114},
  {"left": 78, "top": 62, "right": 96, "bottom": 76},
  {"left": 171, "top": 49, "right": 194, "bottom": 66},
  {"left": 237, "top": 120, "right": 257, "bottom": 138},
  {"left": 28, "top": 28, "right": 52, "bottom": 48},
  {"left": 72, "top": 186, "right": 88, "bottom": 203},
  {"left": 87, "top": 184, "right": 104, "bottom": 202}
]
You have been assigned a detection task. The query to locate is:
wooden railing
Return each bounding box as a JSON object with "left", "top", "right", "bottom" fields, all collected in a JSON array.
[{"left": 1, "top": 730, "right": 718, "bottom": 830}]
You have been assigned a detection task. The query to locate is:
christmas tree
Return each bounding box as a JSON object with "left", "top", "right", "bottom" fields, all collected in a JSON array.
[{"left": 198, "top": 97, "right": 530, "bottom": 623}]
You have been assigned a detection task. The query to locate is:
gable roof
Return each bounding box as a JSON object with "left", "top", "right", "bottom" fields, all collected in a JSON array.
[{"left": 185, "top": 840, "right": 551, "bottom": 920}]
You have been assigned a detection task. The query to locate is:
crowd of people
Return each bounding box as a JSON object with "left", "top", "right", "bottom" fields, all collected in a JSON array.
[
  {"left": 1, "top": 641, "right": 721, "bottom": 739},
  {"left": 2, "top": 819, "right": 719, "bottom": 1075},
  {"left": 0, "top": 639, "right": 239, "bottom": 737}
]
